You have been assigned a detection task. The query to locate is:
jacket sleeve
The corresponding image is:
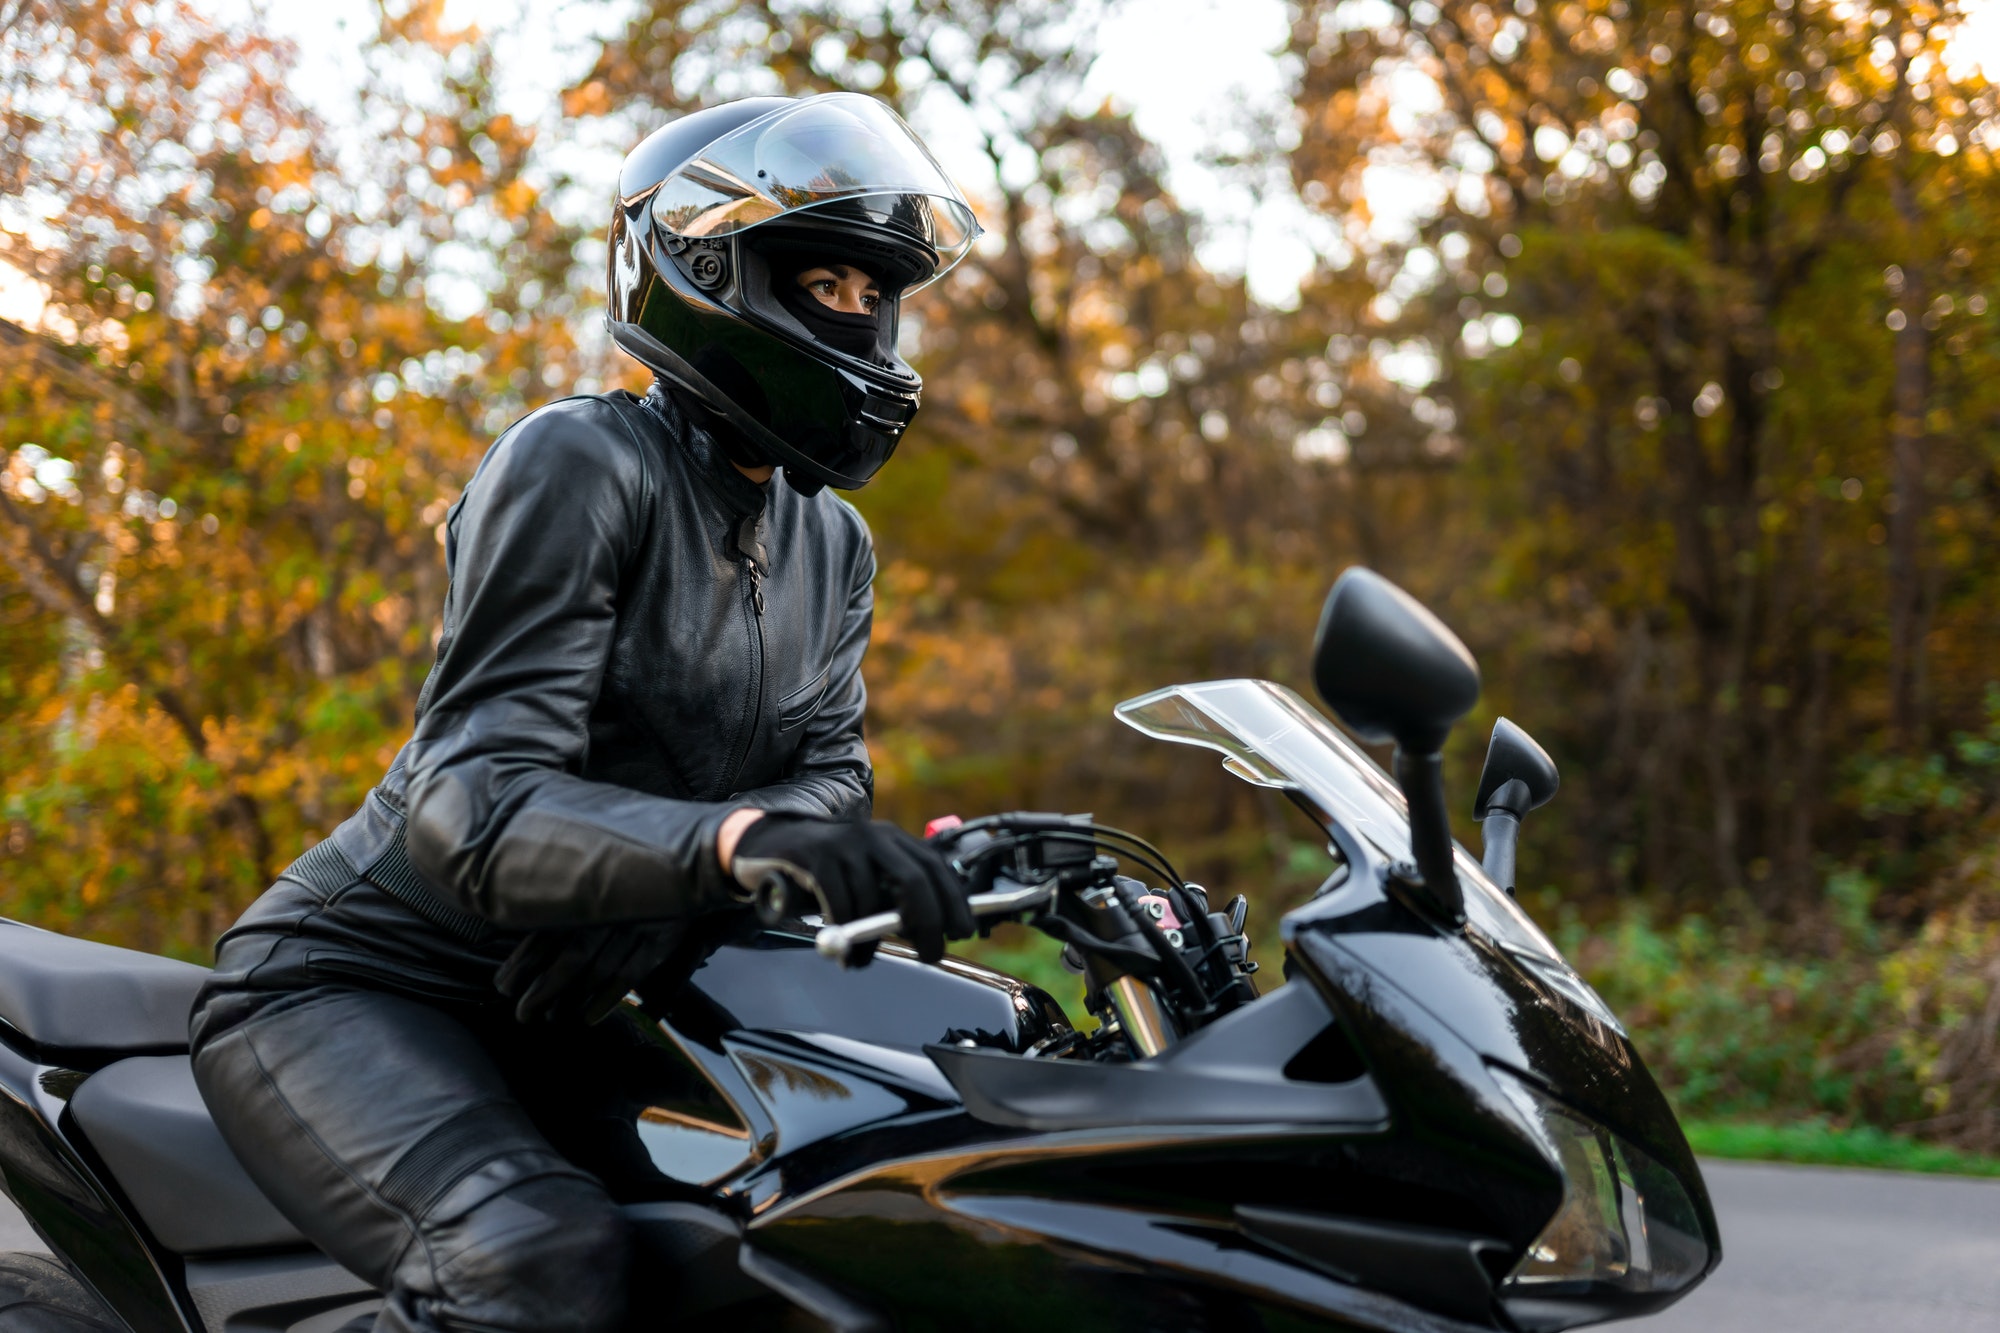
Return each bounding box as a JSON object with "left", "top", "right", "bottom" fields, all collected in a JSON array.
[
  {"left": 402, "top": 402, "right": 737, "bottom": 927},
  {"left": 732, "top": 520, "right": 876, "bottom": 822}
]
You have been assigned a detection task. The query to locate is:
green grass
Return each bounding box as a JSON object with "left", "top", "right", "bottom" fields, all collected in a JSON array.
[
  {"left": 960, "top": 923, "right": 1089, "bottom": 1018},
  {"left": 1685, "top": 1119, "right": 2000, "bottom": 1177},
  {"left": 962, "top": 924, "right": 2000, "bottom": 1181}
]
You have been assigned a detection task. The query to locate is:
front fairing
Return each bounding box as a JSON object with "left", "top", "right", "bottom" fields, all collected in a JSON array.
[
  {"left": 622, "top": 681, "right": 1716, "bottom": 1330},
  {"left": 1114, "top": 681, "right": 1650, "bottom": 1127},
  {"left": 1117, "top": 681, "right": 1722, "bottom": 1320},
  {"left": 1281, "top": 854, "right": 1683, "bottom": 1188}
]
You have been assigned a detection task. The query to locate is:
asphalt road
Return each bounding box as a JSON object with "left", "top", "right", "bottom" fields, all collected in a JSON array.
[
  {"left": 1, "top": 1159, "right": 1995, "bottom": 1328},
  {"left": 1620, "top": 1159, "right": 2000, "bottom": 1331}
]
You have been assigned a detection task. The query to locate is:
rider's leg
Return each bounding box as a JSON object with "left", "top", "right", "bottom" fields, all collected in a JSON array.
[{"left": 192, "top": 983, "right": 629, "bottom": 1333}]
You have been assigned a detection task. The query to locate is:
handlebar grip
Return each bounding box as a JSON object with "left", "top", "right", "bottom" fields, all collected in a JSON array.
[
  {"left": 812, "top": 909, "right": 905, "bottom": 960},
  {"left": 813, "top": 880, "right": 1056, "bottom": 964}
]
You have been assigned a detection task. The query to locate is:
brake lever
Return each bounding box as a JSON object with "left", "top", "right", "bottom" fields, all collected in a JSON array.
[{"left": 814, "top": 878, "right": 1056, "bottom": 964}]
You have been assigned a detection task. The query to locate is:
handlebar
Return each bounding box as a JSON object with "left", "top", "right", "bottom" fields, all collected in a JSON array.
[
  {"left": 813, "top": 878, "right": 1056, "bottom": 964},
  {"left": 779, "top": 812, "right": 1258, "bottom": 1050}
]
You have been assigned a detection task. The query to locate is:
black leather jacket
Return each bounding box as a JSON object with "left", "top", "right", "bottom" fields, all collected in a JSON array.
[{"left": 208, "top": 385, "right": 874, "bottom": 1000}]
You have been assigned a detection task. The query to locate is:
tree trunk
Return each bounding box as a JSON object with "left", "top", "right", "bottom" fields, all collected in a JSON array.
[
  {"left": 1884, "top": 30, "right": 1932, "bottom": 755},
  {"left": 1886, "top": 184, "right": 1930, "bottom": 752}
]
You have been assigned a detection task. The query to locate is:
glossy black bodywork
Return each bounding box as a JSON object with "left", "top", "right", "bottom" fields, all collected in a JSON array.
[
  {"left": 0, "top": 1032, "right": 190, "bottom": 1332},
  {"left": 638, "top": 898, "right": 1715, "bottom": 1330},
  {"left": 0, "top": 863, "right": 1717, "bottom": 1333}
]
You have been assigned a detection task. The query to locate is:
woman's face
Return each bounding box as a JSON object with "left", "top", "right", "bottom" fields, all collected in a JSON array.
[{"left": 796, "top": 263, "right": 882, "bottom": 315}]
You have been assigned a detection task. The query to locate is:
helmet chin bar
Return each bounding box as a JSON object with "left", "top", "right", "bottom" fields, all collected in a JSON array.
[{"left": 609, "top": 320, "right": 900, "bottom": 494}]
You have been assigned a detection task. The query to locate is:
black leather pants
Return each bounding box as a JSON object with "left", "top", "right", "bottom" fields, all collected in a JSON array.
[{"left": 190, "top": 883, "right": 685, "bottom": 1333}]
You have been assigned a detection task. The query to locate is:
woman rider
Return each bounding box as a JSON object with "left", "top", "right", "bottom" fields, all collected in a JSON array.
[{"left": 190, "top": 94, "right": 981, "bottom": 1333}]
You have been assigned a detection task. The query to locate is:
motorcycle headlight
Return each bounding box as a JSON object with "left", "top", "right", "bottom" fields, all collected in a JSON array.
[{"left": 1493, "top": 1070, "right": 1712, "bottom": 1330}]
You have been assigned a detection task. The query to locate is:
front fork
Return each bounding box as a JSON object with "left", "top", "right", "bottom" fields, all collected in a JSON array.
[{"left": 1103, "top": 976, "right": 1179, "bottom": 1056}]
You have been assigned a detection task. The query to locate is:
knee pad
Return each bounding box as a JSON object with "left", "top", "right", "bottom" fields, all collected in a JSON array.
[{"left": 421, "top": 1173, "right": 629, "bottom": 1333}]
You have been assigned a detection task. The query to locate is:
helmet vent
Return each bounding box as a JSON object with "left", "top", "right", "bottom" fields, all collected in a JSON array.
[
  {"left": 686, "top": 243, "right": 729, "bottom": 291},
  {"left": 859, "top": 392, "right": 915, "bottom": 428}
]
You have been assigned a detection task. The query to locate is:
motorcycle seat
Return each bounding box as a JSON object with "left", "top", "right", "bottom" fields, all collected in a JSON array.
[
  {"left": 0, "top": 919, "right": 209, "bottom": 1063},
  {"left": 69, "top": 1053, "right": 306, "bottom": 1255},
  {"left": 70, "top": 1057, "right": 770, "bottom": 1300}
]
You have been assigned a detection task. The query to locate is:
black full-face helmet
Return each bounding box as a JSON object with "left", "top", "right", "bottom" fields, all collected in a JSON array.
[{"left": 607, "top": 94, "right": 980, "bottom": 494}]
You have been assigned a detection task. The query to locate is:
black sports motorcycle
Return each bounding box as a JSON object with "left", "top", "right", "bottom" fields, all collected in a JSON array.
[{"left": 0, "top": 569, "right": 1718, "bottom": 1332}]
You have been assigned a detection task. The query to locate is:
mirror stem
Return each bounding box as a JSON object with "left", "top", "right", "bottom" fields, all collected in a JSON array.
[
  {"left": 1476, "top": 777, "right": 1533, "bottom": 897},
  {"left": 1479, "top": 810, "right": 1520, "bottom": 896},
  {"left": 1392, "top": 747, "right": 1463, "bottom": 923}
]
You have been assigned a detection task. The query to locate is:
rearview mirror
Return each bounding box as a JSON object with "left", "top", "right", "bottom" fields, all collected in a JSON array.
[
  {"left": 1312, "top": 568, "right": 1480, "bottom": 923},
  {"left": 1472, "top": 718, "right": 1559, "bottom": 896}
]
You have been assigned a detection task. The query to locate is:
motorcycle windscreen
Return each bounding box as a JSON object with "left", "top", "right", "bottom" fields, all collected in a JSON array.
[
  {"left": 648, "top": 93, "right": 980, "bottom": 291},
  {"left": 1114, "top": 679, "right": 1622, "bottom": 1035}
]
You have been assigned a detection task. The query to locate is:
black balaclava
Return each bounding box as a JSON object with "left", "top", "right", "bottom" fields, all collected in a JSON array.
[
  {"left": 676, "top": 259, "right": 896, "bottom": 479},
  {"left": 774, "top": 261, "right": 891, "bottom": 364}
]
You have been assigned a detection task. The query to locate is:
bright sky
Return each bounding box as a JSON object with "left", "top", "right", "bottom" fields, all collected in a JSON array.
[
  {"left": 6, "top": 0, "right": 2000, "bottom": 330},
  {"left": 217, "top": 0, "right": 1324, "bottom": 303}
]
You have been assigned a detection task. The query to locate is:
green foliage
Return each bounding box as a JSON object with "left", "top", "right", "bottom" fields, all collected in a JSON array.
[
  {"left": 1683, "top": 1118, "right": 2000, "bottom": 1176},
  {"left": 1848, "top": 683, "right": 2000, "bottom": 819},
  {"left": 1570, "top": 906, "right": 1926, "bottom": 1126},
  {"left": 961, "top": 924, "right": 1090, "bottom": 1028},
  {"left": 5, "top": 0, "right": 2000, "bottom": 1154},
  {"left": 1570, "top": 834, "right": 2000, "bottom": 1150},
  {"left": 1288, "top": 0, "right": 2000, "bottom": 911}
]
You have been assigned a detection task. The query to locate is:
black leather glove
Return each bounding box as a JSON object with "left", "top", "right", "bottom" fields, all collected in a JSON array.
[
  {"left": 495, "top": 921, "right": 688, "bottom": 1025},
  {"left": 729, "top": 814, "right": 976, "bottom": 963}
]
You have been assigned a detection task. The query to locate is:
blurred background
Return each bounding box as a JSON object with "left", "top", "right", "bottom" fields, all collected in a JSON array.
[{"left": 5, "top": 0, "right": 2000, "bottom": 1159}]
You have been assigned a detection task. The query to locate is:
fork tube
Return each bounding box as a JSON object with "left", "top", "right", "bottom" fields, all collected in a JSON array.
[{"left": 1107, "top": 977, "right": 1177, "bottom": 1057}]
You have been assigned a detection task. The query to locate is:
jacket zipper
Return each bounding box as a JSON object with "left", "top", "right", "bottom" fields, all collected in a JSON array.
[{"left": 725, "top": 552, "right": 766, "bottom": 795}]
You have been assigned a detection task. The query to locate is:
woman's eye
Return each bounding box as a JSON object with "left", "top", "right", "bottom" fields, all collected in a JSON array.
[{"left": 861, "top": 294, "right": 879, "bottom": 311}]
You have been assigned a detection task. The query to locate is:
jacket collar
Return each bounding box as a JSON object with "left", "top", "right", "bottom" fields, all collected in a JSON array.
[{"left": 641, "top": 382, "right": 768, "bottom": 519}]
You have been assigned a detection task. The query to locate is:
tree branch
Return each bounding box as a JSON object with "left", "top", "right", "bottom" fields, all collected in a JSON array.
[
  {"left": 0, "top": 470, "right": 272, "bottom": 881},
  {"left": 0, "top": 316, "right": 189, "bottom": 443}
]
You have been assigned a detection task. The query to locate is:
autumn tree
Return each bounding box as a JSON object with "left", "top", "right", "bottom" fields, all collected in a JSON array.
[
  {"left": 1285, "top": 0, "right": 2000, "bottom": 910},
  {"left": 0, "top": 0, "right": 580, "bottom": 952},
  {"left": 11, "top": 0, "right": 2000, "bottom": 967}
]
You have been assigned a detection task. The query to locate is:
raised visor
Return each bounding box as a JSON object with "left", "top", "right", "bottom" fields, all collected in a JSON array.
[
  {"left": 928, "top": 983, "right": 1390, "bottom": 1131},
  {"left": 0, "top": 920, "right": 209, "bottom": 1062}
]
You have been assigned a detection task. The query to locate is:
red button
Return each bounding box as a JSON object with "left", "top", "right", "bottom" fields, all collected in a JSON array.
[{"left": 923, "top": 814, "right": 964, "bottom": 838}]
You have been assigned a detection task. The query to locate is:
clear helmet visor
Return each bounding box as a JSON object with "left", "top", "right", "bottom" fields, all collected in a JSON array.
[{"left": 651, "top": 93, "right": 981, "bottom": 291}]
